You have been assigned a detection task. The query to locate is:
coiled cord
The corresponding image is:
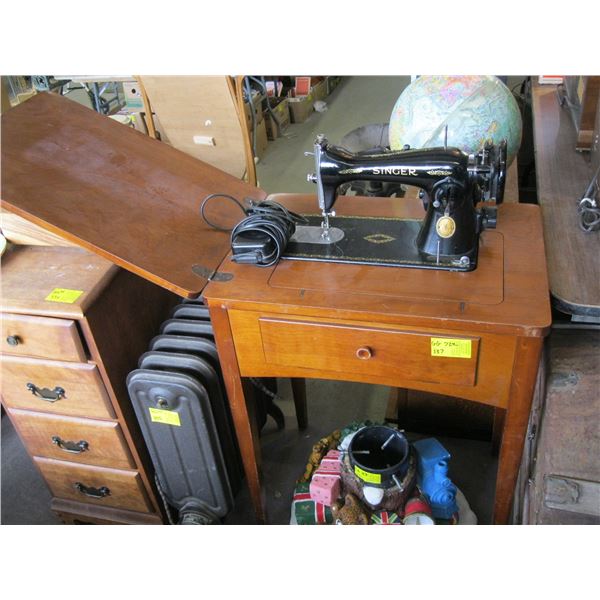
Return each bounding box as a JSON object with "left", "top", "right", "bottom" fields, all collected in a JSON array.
[
  {"left": 577, "top": 165, "right": 600, "bottom": 233},
  {"left": 579, "top": 198, "right": 600, "bottom": 232},
  {"left": 200, "top": 194, "right": 306, "bottom": 267}
]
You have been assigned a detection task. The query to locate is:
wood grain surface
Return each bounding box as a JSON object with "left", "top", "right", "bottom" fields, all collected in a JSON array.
[
  {"left": 1, "top": 209, "right": 76, "bottom": 246},
  {"left": 0, "top": 245, "right": 117, "bottom": 319},
  {"left": 532, "top": 82, "right": 599, "bottom": 315},
  {"left": 1, "top": 313, "right": 87, "bottom": 362},
  {"left": 577, "top": 76, "right": 600, "bottom": 149},
  {"left": 80, "top": 268, "right": 179, "bottom": 517},
  {"left": 1, "top": 92, "right": 266, "bottom": 297},
  {"left": 208, "top": 303, "right": 267, "bottom": 523},
  {"left": 8, "top": 408, "right": 136, "bottom": 470},
  {"left": 206, "top": 195, "right": 552, "bottom": 337},
  {"left": 494, "top": 336, "right": 543, "bottom": 524},
  {"left": 1, "top": 355, "right": 115, "bottom": 419},
  {"left": 260, "top": 317, "right": 480, "bottom": 386},
  {"left": 51, "top": 498, "right": 163, "bottom": 525},
  {"left": 527, "top": 329, "right": 600, "bottom": 524},
  {"left": 139, "top": 76, "right": 248, "bottom": 179},
  {"left": 34, "top": 456, "right": 153, "bottom": 513},
  {"left": 228, "top": 309, "right": 515, "bottom": 409}
]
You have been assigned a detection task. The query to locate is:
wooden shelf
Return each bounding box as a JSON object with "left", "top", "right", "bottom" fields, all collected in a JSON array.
[{"left": 531, "top": 82, "right": 599, "bottom": 316}]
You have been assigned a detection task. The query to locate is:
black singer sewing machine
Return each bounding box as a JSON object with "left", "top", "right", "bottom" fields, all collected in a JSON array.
[{"left": 282, "top": 134, "right": 507, "bottom": 271}]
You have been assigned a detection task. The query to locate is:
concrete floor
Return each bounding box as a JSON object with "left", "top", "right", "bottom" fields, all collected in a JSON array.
[
  {"left": 256, "top": 76, "right": 411, "bottom": 194},
  {"left": 1, "top": 77, "right": 497, "bottom": 525}
]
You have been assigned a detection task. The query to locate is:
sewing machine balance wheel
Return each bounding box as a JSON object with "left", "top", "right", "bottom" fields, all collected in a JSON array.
[{"left": 490, "top": 139, "right": 508, "bottom": 204}]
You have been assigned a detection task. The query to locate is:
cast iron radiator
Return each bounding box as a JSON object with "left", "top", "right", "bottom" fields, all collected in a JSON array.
[{"left": 126, "top": 299, "right": 248, "bottom": 524}]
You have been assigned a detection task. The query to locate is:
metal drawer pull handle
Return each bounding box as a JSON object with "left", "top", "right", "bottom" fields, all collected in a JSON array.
[
  {"left": 356, "top": 346, "right": 373, "bottom": 360},
  {"left": 26, "top": 383, "right": 66, "bottom": 402},
  {"left": 52, "top": 436, "right": 89, "bottom": 454},
  {"left": 74, "top": 482, "right": 110, "bottom": 499},
  {"left": 6, "top": 335, "right": 21, "bottom": 346}
]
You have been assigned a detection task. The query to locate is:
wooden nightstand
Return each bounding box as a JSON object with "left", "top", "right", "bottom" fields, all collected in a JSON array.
[{"left": 1, "top": 245, "right": 177, "bottom": 524}]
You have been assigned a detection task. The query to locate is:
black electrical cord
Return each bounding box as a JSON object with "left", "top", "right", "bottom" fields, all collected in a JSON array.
[
  {"left": 200, "top": 193, "right": 246, "bottom": 232},
  {"left": 200, "top": 194, "right": 306, "bottom": 267}
]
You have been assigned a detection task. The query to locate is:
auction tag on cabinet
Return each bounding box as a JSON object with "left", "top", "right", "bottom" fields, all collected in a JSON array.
[
  {"left": 430, "top": 337, "right": 472, "bottom": 358},
  {"left": 149, "top": 407, "right": 181, "bottom": 426},
  {"left": 354, "top": 465, "right": 381, "bottom": 485},
  {"left": 45, "top": 288, "right": 84, "bottom": 304}
]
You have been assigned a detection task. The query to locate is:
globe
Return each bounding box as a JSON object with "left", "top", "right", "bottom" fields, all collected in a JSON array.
[{"left": 389, "top": 75, "right": 522, "bottom": 165}]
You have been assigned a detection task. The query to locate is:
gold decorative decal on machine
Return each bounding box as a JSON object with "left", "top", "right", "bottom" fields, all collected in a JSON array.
[
  {"left": 45, "top": 288, "right": 84, "bottom": 304},
  {"left": 427, "top": 170, "right": 452, "bottom": 176},
  {"left": 363, "top": 233, "right": 396, "bottom": 244},
  {"left": 435, "top": 216, "right": 456, "bottom": 239},
  {"left": 430, "top": 337, "right": 472, "bottom": 358},
  {"left": 149, "top": 407, "right": 181, "bottom": 426}
]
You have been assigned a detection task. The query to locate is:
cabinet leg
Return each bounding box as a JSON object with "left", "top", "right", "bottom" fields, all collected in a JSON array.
[
  {"left": 208, "top": 304, "right": 266, "bottom": 523},
  {"left": 290, "top": 378, "right": 308, "bottom": 430},
  {"left": 493, "top": 337, "right": 543, "bottom": 524},
  {"left": 385, "top": 388, "right": 408, "bottom": 424},
  {"left": 491, "top": 408, "right": 506, "bottom": 457}
]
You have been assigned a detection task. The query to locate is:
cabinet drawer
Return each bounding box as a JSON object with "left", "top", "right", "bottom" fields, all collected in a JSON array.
[
  {"left": 258, "top": 317, "right": 480, "bottom": 386},
  {"left": 34, "top": 457, "right": 153, "bottom": 513},
  {"left": 0, "top": 355, "right": 115, "bottom": 419},
  {"left": 1, "top": 313, "right": 87, "bottom": 362},
  {"left": 9, "top": 409, "right": 135, "bottom": 470}
]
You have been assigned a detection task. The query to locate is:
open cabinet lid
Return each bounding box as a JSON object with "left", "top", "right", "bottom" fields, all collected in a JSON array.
[{"left": 1, "top": 92, "right": 266, "bottom": 297}]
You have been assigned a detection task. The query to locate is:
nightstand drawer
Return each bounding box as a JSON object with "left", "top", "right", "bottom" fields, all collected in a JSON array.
[
  {"left": 9, "top": 409, "right": 135, "bottom": 470},
  {"left": 34, "top": 457, "right": 153, "bottom": 513},
  {"left": 1, "top": 313, "right": 87, "bottom": 362},
  {"left": 258, "top": 317, "right": 480, "bottom": 387},
  {"left": 0, "top": 355, "right": 115, "bottom": 419}
]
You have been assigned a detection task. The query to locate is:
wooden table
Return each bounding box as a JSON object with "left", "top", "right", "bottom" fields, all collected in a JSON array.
[
  {"left": 532, "top": 82, "right": 600, "bottom": 317},
  {"left": 203, "top": 194, "right": 552, "bottom": 524}
]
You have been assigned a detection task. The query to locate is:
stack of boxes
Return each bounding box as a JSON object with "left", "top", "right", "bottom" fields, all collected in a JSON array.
[
  {"left": 242, "top": 76, "right": 342, "bottom": 158},
  {"left": 309, "top": 449, "right": 342, "bottom": 506},
  {"left": 264, "top": 98, "right": 290, "bottom": 140}
]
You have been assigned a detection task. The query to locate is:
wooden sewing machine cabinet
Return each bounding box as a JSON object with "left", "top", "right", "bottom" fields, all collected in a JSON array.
[{"left": 203, "top": 194, "right": 551, "bottom": 525}]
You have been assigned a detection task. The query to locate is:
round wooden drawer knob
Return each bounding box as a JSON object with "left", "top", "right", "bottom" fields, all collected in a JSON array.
[{"left": 356, "top": 346, "right": 372, "bottom": 360}]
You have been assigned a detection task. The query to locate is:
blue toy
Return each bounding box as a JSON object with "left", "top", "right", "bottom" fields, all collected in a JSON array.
[{"left": 412, "top": 438, "right": 458, "bottom": 520}]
